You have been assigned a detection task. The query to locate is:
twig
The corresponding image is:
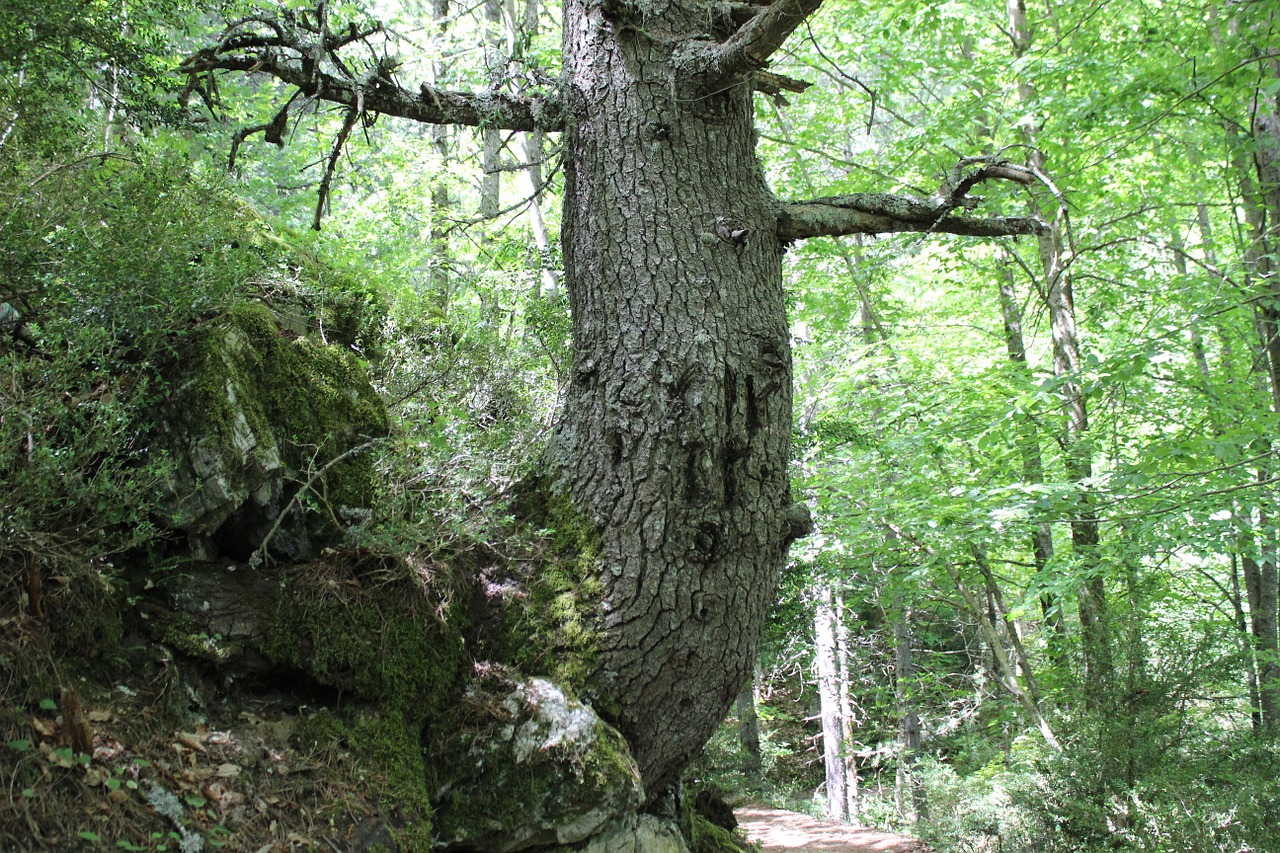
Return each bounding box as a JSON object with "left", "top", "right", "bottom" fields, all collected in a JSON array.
[
  {"left": 250, "top": 437, "right": 383, "bottom": 566},
  {"left": 314, "top": 95, "right": 363, "bottom": 230}
]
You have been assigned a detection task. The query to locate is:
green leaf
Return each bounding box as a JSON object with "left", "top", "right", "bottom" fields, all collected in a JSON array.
[
  {"left": 7, "top": 739, "right": 33, "bottom": 752},
  {"left": 38, "top": 699, "right": 57, "bottom": 711}
]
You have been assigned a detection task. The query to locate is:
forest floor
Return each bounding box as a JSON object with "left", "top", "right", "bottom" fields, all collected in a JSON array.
[{"left": 736, "top": 805, "right": 928, "bottom": 853}]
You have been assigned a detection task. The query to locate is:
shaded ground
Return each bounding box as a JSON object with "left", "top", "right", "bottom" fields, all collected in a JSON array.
[{"left": 736, "top": 805, "right": 927, "bottom": 853}]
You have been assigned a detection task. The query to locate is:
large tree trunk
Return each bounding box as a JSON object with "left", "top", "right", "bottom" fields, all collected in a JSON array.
[
  {"left": 179, "top": 0, "right": 1040, "bottom": 804},
  {"left": 549, "top": 0, "right": 804, "bottom": 796}
]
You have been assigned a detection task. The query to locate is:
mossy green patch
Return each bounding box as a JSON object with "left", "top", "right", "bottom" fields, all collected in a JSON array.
[
  {"left": 172, "top": 299, "right": 388, "bottom": 540},
  {"left": 262, "top": 555, "right": 464, "bottom": 709},
  {"left": 681, "top": 793, "right": 753, "bottom": 853},
  {"left": 261, "top": 553, "right": 468, "bottom": 844},
  {"left": 504, "top": 478, "right": 606, "bottom": 692}
]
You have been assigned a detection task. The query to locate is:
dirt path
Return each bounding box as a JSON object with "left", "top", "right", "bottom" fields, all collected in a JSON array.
[{"left": 735, "top": 805, "right": 927, "bottom": 853}]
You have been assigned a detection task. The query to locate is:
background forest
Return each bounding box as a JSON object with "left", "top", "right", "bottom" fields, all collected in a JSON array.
[{"left": 2, "top": 0, "right": 1279, "bottom": 851}]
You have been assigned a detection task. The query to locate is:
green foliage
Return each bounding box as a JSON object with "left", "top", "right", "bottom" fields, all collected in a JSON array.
[{"left": 0, "top": 0, "right": 187, "bottom": 161}]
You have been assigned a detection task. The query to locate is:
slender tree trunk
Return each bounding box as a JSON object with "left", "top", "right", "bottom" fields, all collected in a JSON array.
[
  {"left": 480, "top": 0, "right": 505, "bottom": 219},
  {"left": 521, "top": 129, "right": 559, "bottom": 297},
  {"left": 1007, "top": 0, "right": 1112, "bottom": 705},
  {"left": 998, "top": 262, "right": 1063, "bottom": 655},
  {"left": 1247, "top": 38, "right": 1280, "bottom": 732},
  {"left": 1232, "top": 552, "right": 1264, "bottom": 730},
  {"left": 1230, "top": 13, "right": 1280, "bottom": 729},
  {"left": 893, "top": 605, "right": 924, "bottom": 821},
  {"left": 1251, "top": 508, "right": 1280, "bottom": 729},
  {"left": 429, "top": 0, "right": 455, "bottom": 311},
  {"left": 735, "top": 670, "right": 762, "bottom": 776},
  {"left": 815, "top": 583, "right": 849, "bottom": 822},
  {"left": 835, "top": 591, "right": 860, "bottom": 824}
]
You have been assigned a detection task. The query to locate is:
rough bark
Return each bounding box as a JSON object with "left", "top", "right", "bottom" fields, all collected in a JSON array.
[{"left": 549, "top": 0, "right": 807, "bottom": 795}]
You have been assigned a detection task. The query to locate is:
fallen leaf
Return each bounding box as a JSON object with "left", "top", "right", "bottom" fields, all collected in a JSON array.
[
  {"left": 31, "top": 717, "right": 58, "bottom": 738},
  {"left": 87, "top": 710, "right": 111, "bottom": 723},
  {"left": 215, "top": 763, "right": 241, "bottom": 777},
  {"left": 174, "top": 732, "right": 207, "bottom": 753},
  {"left": 204, "top": 782, "right": 245, "bottom": 810}
]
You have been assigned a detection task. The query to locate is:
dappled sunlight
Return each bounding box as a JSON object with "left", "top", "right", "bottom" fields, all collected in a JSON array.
[{"left": 736, "top": 805, "right": 926, "bottom": 853}]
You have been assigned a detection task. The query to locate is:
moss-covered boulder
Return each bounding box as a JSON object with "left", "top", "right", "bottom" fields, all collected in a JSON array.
[
  {"left": 157, "top": 300, "right": 388, "bottom": 560},
  {"left": 561, "top": 814, "right": 692, "bottom": 852},
  {"left": 140, "top": 549, "right": 468, "bottom": 848},
  {"left": 431, "top": 669, "right": 645, "bottom": 851}
]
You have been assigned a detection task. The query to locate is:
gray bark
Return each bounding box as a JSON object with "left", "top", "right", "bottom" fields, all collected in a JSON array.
[
  {"left": 815, "top": 584, "right": 848, "bottom": 821},
  {"left": 549, "top": 0, "right": 807, "bottom": 794},
  {"left": 834, "top": 590, "right": 860, "bottom": 823},
  {"left": 735, "top": 671, "right": 762, "bottom": 775},
  {"left": 185, "top": 0, "right": 1045, "bottom": 794}
]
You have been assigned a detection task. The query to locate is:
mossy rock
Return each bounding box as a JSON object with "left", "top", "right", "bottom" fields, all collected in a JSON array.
[
  {"left": 430, "top": 669, "right": 644, "bottom": 851},
  {"left": 554, "top": 814, "right": 691, "bottom": 852},
  {"left": 264, "top": 552, "right": 468, "bottom": 846},
  {"left": 493, "top": 477, "right": 605, "bottom": 693},
  {"left": 158, "top": 300, "right": 388, "bottom": 560},
  {"left": 261, "top": 552, "right": 466, "bottom": 710}
]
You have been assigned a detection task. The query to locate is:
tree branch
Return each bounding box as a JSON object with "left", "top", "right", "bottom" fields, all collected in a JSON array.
[
  {"left": 682, "top": 0, "right": 825, "bottom": 93},
  {"left": 778, "top": 194, "right": 1045, "bottom": 240},
  {"left": 179, "top": 12, "right": 563, "bottom": 132},
  {"left": 778, "top": 157, "right": 1048, "bottom": 241}
]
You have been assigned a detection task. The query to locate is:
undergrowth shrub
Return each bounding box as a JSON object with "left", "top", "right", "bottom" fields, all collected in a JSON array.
[{"left": 0, "top": 145, "right": 386, "bottom": 616}]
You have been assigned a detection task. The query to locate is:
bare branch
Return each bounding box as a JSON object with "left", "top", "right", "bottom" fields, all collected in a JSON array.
[
  {"left": 315, "top": 98, "right": 362, "bottom": 230},
  {"left": 681, "top": 0, "right": 825, "bottom": 93},
  {"left": 179, "top": 9, "right": 563, "bottom": 132},
  {"left": 778, "top": 157, "right": 1048, "bottom": 241},
  {"left": 778, "top": 194, "right": 1045, "bottom": 240},
  {"left": 753, "top": 70, "right": 810, "bottom": 103}
]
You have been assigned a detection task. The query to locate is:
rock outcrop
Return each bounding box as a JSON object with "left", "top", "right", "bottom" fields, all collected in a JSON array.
[
  {"left": 157, "top": 300, "right": 387, "bottom": 560},
  {"left": 431, "top": 669, "right": 646, "bottom": 851}
]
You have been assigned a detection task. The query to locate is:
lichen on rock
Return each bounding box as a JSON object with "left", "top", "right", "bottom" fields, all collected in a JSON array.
[{"left": 430, "top": 668, "right": 644, "bottom": 852}]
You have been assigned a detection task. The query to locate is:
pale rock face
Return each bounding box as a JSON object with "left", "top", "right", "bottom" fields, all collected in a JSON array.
[
  {"left": 567, "top": 814, "right": 691, "bottom": 853},
  {"left": 155, "top": 303, "right": 385, "bottom": 561},
  {"left": 431, "top": 673, "right": 645, "bottom": 852}
]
